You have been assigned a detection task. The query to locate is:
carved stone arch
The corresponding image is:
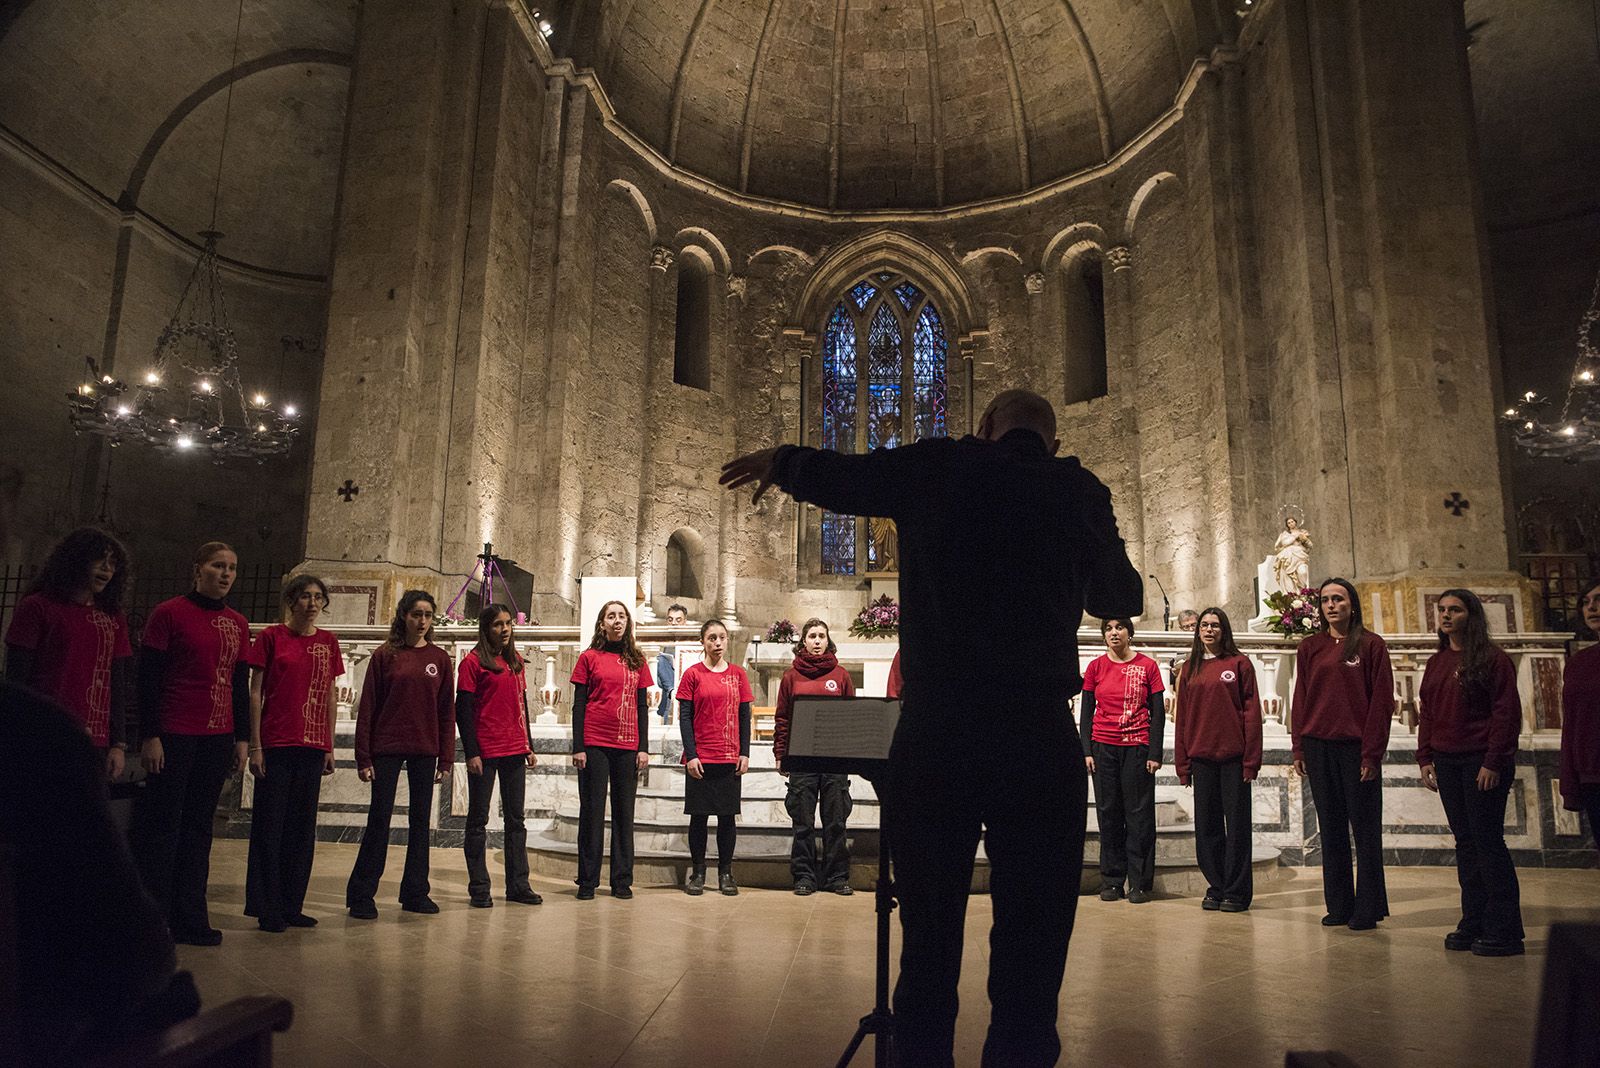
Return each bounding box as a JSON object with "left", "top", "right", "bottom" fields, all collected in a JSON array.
[
  {"left": 1123, "top": 171, "right": 1182, "bottom": 244},
  {"left": 748, "top": 244, "right": 816, "bottom": 267},
  {"left": 672, "top": 226, "right": 730, "bottom": 275},
  {"left": 791, "top": 229, "right": 981, "bottom": 340},
  {"left": 958, "top": 246, "right": 1026, "bottom": 268},
  {"left": 1039, "top": 222, "right": 1111, "bottom": 274},
  {"left": 605, "top": 179, "right": 659, "bottom": 245}
]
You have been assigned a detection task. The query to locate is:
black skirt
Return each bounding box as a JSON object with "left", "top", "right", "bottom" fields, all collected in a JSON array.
[{"left": 684, "top": 761, "right": 743, "bottom": 816}]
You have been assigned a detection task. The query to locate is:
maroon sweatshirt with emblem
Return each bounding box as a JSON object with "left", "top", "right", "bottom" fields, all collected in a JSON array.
[
  {"left": 773, "top": 651, "right": 855, "bottom": 768},
  {"left": 1174, "top": 654, "right": 1262, "bottom": 783},
  {"left": 354, "top": 642, "right": 456, "bottom": 770}
]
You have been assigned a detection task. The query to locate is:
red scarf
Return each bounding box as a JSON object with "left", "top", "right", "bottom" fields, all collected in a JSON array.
[{"left": 792, "top": 650, "right": 839, "bottom": 680}]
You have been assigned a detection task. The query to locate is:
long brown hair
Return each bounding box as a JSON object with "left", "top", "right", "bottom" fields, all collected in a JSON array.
[
  {"left": 1181, "top": 606, "right": 1241, "bottom": 685},
  {"left": 1317, "top": 577, "right": 1367, "bottom": 663},
  {"left": 1437, "top": 588, "right": 1498, "bottom": 713},
  {"left": 474, "top": 602, "right": 523, "bottom": 673},
  {"left": 28, "top": 526, "right": 130, "bottom": 612},
  {"left": 589, "top": 599, "right": 644, "bottom": 669},
  {"left": 386, "top": 589, "right": 437, "bottom": 649}
]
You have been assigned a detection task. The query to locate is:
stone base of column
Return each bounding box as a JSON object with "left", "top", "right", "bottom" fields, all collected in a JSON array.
[{"left": 1354, "top": 569, "right": 1545, "bottom": 635}]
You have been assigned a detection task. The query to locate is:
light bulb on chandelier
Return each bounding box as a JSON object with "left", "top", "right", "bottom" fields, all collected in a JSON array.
[{"left": 1502, "top": 261, "right": 1600, "bottom": 461}]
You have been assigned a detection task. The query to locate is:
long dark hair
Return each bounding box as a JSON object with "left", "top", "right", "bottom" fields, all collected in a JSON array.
[
  {"left": 1437, "top": 588, "right": 1498, "bottom": 711},
  {"left": 588, "top": 599, "right": 644, "bottom": 669},
  {"left": 474, "top": 602, "right": 523, "bottom": 673},
  {"left": 1316, "top": 577, "right": 1367, "bottom": 663},
  {"left": 1182, "top": 606, "right": 1241, "bottom": 685},
  {"left": 795, "top": 617, "right": 837, "bottom": 656},
  {"left": 387, "top": 589, "right": 437, "bottom": 649},
  {"left": 28, "top": 526, "right": 130, "bottom": 612},
  {"left": 1580, "top": 579, "right": 1600, "bottom": 640}
]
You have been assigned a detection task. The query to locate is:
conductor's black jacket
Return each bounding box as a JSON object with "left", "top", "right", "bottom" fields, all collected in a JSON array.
[{"left": 775, "top": 428, "right": 1144, "bottom": 695}]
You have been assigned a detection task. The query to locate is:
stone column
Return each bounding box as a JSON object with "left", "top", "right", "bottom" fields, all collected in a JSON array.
[
  {"left": 633, "top": 245, "right": 675, "bottom": 618},
  {"left": 1102, "top": 245, "right": 1147, "bottom": 595}
]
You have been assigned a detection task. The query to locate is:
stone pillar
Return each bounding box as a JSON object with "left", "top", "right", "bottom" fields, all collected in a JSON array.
[
  {"left": 633, "top": 245, "right": 675, "bottom": 618},
  {"left": 1101, "top": 246, "right": 1147, "bottom": 600}
]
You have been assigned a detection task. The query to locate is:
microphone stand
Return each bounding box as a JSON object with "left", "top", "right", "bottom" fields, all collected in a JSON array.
[{"left": 1148, "top": 573, "right": 1171, "bottom": 632}]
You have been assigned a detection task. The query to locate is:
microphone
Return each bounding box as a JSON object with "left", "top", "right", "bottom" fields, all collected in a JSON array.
[{"left": 1147, "top": 573, "right": 1171, "bottom": 632}]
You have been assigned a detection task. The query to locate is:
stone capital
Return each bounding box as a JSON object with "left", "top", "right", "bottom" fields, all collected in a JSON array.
[
  {"left": 726, "top": 274, "right": 747, "bottom": 301},
  {"left": 649, "top": 245, "right": 675, "bottom": 272},
  {"left": 1024, "top": 271, "right": 1045, "bottom": 295},
  {"left": 1107, "top": 245, "right": 1133, "bottom": 272}
]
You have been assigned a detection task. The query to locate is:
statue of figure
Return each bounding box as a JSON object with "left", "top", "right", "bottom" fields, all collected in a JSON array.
[
  {"left": 868, "top": 516, "right": 899, "bottom": 574},
  {"left": 1271, "top": 516, "right": 1313, "bottom": 595}
]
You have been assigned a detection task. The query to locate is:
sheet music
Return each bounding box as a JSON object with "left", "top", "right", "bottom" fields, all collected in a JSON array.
[{"left": 788, "top": 699, "right": 898, "bottom": 760}]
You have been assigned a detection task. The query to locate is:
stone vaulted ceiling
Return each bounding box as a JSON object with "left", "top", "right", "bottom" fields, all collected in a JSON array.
[{"left": 554, "top": 0, "right": 1231, "bottom": 211}]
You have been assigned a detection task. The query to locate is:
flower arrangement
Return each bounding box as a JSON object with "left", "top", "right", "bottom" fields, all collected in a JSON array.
[
  {"left": 764, "top": 618, "right": 797, "bottom": 644},
  {"left": 848, "top": 595, "right": 900, "bottom": 639},
  {"left": 1264, "top": 587, "right": 1320, "bottom": 639}
]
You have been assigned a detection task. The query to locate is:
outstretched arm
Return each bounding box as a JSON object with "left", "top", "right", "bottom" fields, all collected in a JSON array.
[{"left": 721, "top": 443, "right": 923, "bottom": 518}]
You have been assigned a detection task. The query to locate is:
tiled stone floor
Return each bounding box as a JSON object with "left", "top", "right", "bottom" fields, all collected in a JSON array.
[{"left": 179, "top": 841, "right": 1598, "bottom": 1067}]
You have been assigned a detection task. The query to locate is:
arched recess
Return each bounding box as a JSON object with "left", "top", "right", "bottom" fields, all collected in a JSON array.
[
  {"left": 673, "top": 246, "right": 713, "bottom": 390},
  {"left": 673, "top": 225, "right": 731, "bottom": 275},
  {"left": 791, "top": 230, "right": 980, "bottom": 340},
  {"left": 665, "top": 526, "right": 706, "bottom": 599},
  {"left": 1039, "top": 221, "right": 1110, "bottom": 275},
  {"left": 1123, "top": 171, "right": 1182, "bottom": 244},
  {"left": 1060, "top": 242, "right": 1109, "bottom": 405},
  {"left": 605, "top": 179, "right": 659, "bottom": 245}
]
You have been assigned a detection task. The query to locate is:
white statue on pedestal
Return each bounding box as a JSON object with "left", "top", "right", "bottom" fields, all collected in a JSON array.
[{"left": 1270, "top": 514, "right": 1313, "bottom": 595}]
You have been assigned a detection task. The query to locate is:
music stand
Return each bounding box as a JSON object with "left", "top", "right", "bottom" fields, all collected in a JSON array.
[{"left": 784, "top": 696, "right": 900, "bottom": 1068}]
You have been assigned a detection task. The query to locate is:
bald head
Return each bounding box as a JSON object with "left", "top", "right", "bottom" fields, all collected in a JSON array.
[{"left": 977, "top": 389, "right": 1058, "bottom": 449}]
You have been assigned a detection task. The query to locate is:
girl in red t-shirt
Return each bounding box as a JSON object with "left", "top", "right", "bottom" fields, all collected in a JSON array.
[
  {"left": 4, "top": 526, "right": 133, "bottom": 779},
  {"left": 1418, "top": 588, "right": 1525, "bottom": 956},
  {"left": 1174, "top": 607, "right": 1262, "bottom": 912},
  {"left": 773, "top": 618, "right": 856, "bottom": 895},
  {"left": 1079, "top": 616, "right": 1165, "bottom": 903},
  {"left": 346, "top": 590, "right": 456, "bottom": 918},
  {"left": 570, "top": 600, "right": 653, "bottom": 899},
  {"left": 458, "top": 603, "right": 540, "bottom": 908},
  {"left": 677, "top": 619, "right": 753, "bottom": 896},
  {"left": 129, "top": 541, "right": 252, "bottom": 946},
  {"left": 245, "top": 574, "right": 343, "bottom": 932}
]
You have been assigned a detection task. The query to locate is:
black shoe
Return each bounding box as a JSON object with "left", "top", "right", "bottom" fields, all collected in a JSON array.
[
  {"left": 1099, "top": 885, "right": 1124, "bottom": 902},
  {"left": 827, "top": 882, "right": 854, "bottom": 896},
  {"left": 576, "top": 886, "right": 596, "bottom": 901},
  {"left": 1346, "top": 917, "right": 1377, "bottom": 932},
  {"left": 794, "top": 882, "right": 817, "bottom": 897},
  {"left": 1321, "top": 914, "right": 1351, "bottom": 927},
  {"left": 468, "top": 896, "right": 494, "bottom": 909},
  {"left": 1471, "top": 937, "right": 1525, "bottom": 957},
  {"left": 612, "top": 886, "right": 633, "bottom": 900},
  {"left": 686, "top": 871, "right": 706, "bottom": 896},
  {"left": 1201, "top": 896, "right": 1222, "bottom": 911},
  {"left": 719, "top": 872, "right": 739, "bottom": 896},
  {"left": 1127, "top": 890, "right": 1152, "bottom": 904},
  {"left": 173, "top": 927, "right": 223, "bottom": 947},
  {"left": 400, "top": 897, "right": 440, "bottom": 915},
  {"left": 1444, "top": 930, "right": 1476, "bottom": 951},
  {"left": 507, "top": 889, "right": 543, "bottom": 905},
  {"left": 286, "top": 913, "right": 318, "bottom": 928},
  {"left": 348, "top": 901, "right": 378, "bottom": 920},
  {"left": 258, "top": 917, "right": 287, "bottom": 933},
  {"left": 1219, "top": 900, "right": 1249, "bottom": 913}
]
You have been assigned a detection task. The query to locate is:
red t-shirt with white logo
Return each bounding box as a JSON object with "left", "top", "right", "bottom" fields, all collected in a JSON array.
[
  {"left": 248, "top": 624, "right": 345, "bottom": 751},
  {"left": 141, "top": 595, "right": 251, "bottom": 735},
  {"left": 458, "top": 650, "right": 530, "bottom": 759},
  {"left": 677, "top": 661, "right": 753, "bottom": 764},
  {"left": 571, "top": 647, "right": 654, "bottom": 750},
  {"left": 5, "top": 592, "right": 133, "bottom": 747},
  {"left": 1082, "top": 652, "right": 1165, "bottom": 747}
]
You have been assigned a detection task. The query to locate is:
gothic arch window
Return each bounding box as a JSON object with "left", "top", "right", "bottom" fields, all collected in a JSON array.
[
  {"left": 674, "top": 256, "right": 711, "bottom": 390},
  {"left": 1061, "top": 250, "right": 1108, "bottom": 404},
  {"left": 666, "top": 527, "right": 704, "bottom": 599},
  {"left": 818, "top": 272, "right": 949, "bottom": 575}
]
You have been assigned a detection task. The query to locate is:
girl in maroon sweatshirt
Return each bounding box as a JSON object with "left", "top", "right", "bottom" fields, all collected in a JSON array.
[
  {"left": 346, "top": 590, "right": 456, "bottom": 918},
  {"left": 1174, "top": 607, "right": 1262, "bottom": 911},
  {"left": 1418, "top": 588, "right": 1524, "bottom": 956},
  {"left": 773, "top": 618, "right": 856, "bottom": 895},
  {"left": 1290, "top": 577, "right": 1395, "bottom": 931},
  {"left": 1561, "top": 580, "right": 1600, "bottom": 857}
]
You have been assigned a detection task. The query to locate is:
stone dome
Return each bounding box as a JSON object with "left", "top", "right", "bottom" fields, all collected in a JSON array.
[{"left": 553, "top": 0, "right": 1229, "bottom": 211}]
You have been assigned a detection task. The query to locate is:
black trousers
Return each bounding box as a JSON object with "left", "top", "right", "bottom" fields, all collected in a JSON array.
[
  {"left": 886, "top": 686, "right": 1085, "bottom": 1068},
  {"left": 464, "top": 755, "right": 530, "bottom": 900},
  {"left": 245, "top": 746, "right": 325, "bottom": 923},
  {"left": 1302, "top": 736, "right": 1389, "bottom": 923},
  {"left": 1191, "top": 757, "right": 1252, "bottom": 906},
  {"left": 785, "top": 772, "right": 852, "bottom": 888},
  {"left": 347, "top": 754, "right": 436, "bottom": 907},
  {"left": 1434, "top": 751, "right": 1524, "bottom": 942},
  {"left": 129, "top": 732, "right": 234, "bottom": 936},
  {"left": 576, "top": 745, "right": 638, "bottom": 891},
  {"left": 1584, "top": 784, "right": 1600, "bottom": 858},
  {"left": 688, "top": 815, "right": 738, "bottom": 872},
  {"left": 1091, "top": 741, "right": 1156, "bottom": 893}
]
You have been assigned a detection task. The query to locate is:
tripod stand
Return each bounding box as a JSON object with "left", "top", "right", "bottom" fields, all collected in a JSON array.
[
  {"left": 443, "top": 542, "right": 523, "bottom": 622},
  {"left": 835, "top": 824, "right": 896, "bottom": 1068}
]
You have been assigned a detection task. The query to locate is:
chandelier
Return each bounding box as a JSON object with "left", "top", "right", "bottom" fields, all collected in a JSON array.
[
  {"left": 1502, "top": 263, "right": 1600, "bottom": 461},
  {"left": 67, "top": 230, "right": 301, "bottom": 461}
]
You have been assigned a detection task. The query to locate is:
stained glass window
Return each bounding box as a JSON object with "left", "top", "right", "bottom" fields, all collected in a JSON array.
[{"left": 818, "top": 273, "right": 949, "bottom": 576}]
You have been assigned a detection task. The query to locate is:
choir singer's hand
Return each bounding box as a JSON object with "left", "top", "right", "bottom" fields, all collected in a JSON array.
[
  {"left": 1359, "top": 764, "right": 1377, "bottom": 783},
  {"left": 1476, "top": 766, "right": 1500, "bottom": 791},
  {"left": 322, "top": 752, "right": 336, "bottom": 776},
  {"left": 141, "top": 737, "right": 165, "bottom": 775},
  {"left": 720, "top": 447, "right": 784, "bottom": 504},
  {"left": 1293, "top": 758, "right": 1308, "bottom": 777},
  {"left": 1145, "top": 760, "right": 1161, "bottom": 775},
  {"left": 105, "top": 746, "right": 126, "bottom": 782},
  {"left": 573, "top": 751, "right": 587, "bottom": 770},
  {"left": 687, "top": 758, "right": 705, "bottom": 780},
  {"left": 1084, "top": 756, "right": 1096, "bottom": 774},
  {"left": 736, "top": 756, "right": 749, "bottom": 775},
  {"left": 358, "top": 765, "right": 375, "bottom": 783},
  {"left": 1420, "top": 764, "right": 1438, "bottom": 792},
  {"left": 635, "top": 750, "right": 650, "bottom": 771},
  {"left": 467, "top": 756, "right": 484, "bottom": 776}
]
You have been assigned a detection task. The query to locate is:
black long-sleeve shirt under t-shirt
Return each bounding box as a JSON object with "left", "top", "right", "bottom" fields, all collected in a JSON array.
[{"left": 774, "top": 429, "right": 1143, "bottom": 694}]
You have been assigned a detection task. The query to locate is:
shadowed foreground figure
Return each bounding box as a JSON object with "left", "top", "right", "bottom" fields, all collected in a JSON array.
[{"left": 723, "top": 389, "right": 1143, "bottom": 1068}]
